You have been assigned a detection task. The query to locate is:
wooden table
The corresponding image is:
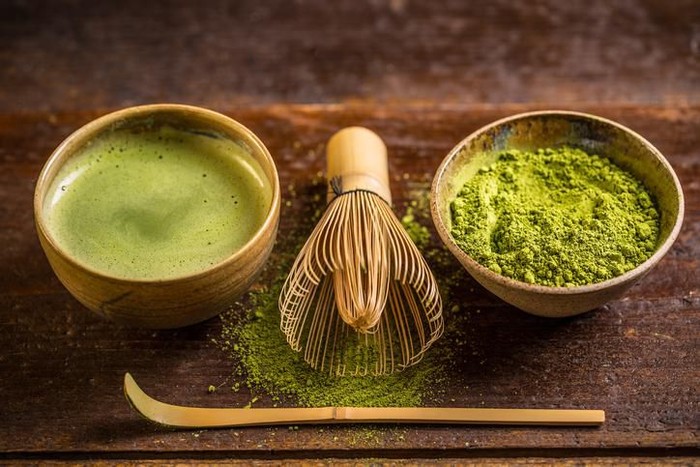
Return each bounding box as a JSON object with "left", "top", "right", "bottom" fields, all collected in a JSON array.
[{"left": 1, "top": 1, "right": 698, "bottom": 464}]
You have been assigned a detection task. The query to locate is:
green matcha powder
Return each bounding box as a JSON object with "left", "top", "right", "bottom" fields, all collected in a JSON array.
[{"left": 450, "top": 147, "right": 660, "bottom": 287}]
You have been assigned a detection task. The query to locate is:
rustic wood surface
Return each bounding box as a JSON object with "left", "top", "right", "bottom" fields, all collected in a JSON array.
[{"left": 1, "top": 0, "right": 698, "bottom": 464}]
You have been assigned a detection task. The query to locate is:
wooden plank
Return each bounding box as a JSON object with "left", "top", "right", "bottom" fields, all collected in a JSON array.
[
  {"left": 2, "top": 457, "right": 699, "bottom": 465},
  {"left": 0, "top": 104, "right": 698, "bottom": 460},
  {"left": 0, "top": 0, "right": 698, "bottom": 113}
]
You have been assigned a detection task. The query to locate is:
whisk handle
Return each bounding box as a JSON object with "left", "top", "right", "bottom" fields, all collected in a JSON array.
[{"left": 326, "top": 126, "right": 392, "bottom": 205}]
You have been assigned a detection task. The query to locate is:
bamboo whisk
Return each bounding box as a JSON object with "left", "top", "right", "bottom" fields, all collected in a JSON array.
[{"left": 279, "top": 127, "right": 444, "bottom": 376}]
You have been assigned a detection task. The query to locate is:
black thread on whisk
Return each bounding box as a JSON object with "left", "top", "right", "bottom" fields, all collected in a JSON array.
[
  {"left": 330, "top": 176, "right": 343, "bottom": 196},
  {"left": 327, "top": 177, "right": 392, "bottom": 207}
]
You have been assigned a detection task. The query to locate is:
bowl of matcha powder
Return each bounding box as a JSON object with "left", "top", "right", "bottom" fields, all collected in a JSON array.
[{"left": 431, "top": 111, "right": 684, "bottom": 317}]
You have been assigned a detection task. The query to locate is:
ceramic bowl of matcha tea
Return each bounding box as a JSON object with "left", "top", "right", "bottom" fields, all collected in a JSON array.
[
  {"left": 431, "top": 110, "right": 684, "bottom": 317},
  {"left": 35, "top": 104, "right": 281, "bottom": 328}
]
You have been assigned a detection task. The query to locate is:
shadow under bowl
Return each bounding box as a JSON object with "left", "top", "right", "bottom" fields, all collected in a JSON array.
[{"left": 430, "top": 110, "right": 684, "bottom": 318}]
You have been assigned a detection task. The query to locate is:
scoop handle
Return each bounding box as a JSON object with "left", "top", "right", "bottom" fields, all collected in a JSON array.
[{"left": 326, "top": 127, "right": 392, "bottom": 205}]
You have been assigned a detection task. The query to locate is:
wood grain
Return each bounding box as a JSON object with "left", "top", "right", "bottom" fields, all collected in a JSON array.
[
  {"left": 1, "top": 0, "right": 699, "bottom": 112},
  {"left": 1, "top": 0, "right": 698, "bottom": 461},
  {"left": 0, "top": 104, "right": 698, "bottom": 461}
]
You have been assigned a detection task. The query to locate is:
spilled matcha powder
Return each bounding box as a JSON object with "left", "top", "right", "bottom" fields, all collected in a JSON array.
[
  {"left": 450, "top": 147, "right": 660, "bottom": 286},
  {"left": 218, "top": 277, "right": 443, "bottom": 407},
  {"left": 214, "top": 177, "right": 455, "bottom": 408}
]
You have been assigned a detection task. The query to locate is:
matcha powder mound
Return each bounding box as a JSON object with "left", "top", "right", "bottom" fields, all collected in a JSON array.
[
  {"left": 218, "top": 279, "right": 443, "bottom": 407},
  {"left": 450, "top": 147, "right": 660, "bottom": 287}
]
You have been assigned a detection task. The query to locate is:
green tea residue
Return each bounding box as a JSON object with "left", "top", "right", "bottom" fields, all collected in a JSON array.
[{"left": 450, "top": 147, "right": 660, "bottom": 286}]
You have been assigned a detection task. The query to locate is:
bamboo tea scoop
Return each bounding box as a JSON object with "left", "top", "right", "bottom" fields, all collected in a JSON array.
[{"left": 124, "top": 373, "right": 604, "bottom": 428}]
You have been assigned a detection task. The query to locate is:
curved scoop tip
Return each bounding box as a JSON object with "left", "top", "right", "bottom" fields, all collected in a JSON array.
[{"left": 123, "top": 372, "right": 172, "bottom": 427}]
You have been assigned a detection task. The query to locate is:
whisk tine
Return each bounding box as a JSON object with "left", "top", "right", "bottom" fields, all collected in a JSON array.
[{"left": 279, "top": 127, "right": 444, "bottom": 376}]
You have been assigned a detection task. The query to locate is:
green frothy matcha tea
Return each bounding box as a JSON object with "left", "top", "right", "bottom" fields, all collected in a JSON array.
[
  {"left": 450, "top": 147, "right": 660, "bottom": 286},
  {"left": 45, "top": 125, "right": 270, "bottom": 280}
]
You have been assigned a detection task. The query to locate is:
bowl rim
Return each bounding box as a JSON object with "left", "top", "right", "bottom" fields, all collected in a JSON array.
[
  {"left": 34, "top": 103, "right": 281, "bottom": 285},
  {"left": 430, "top": 109, "right": 685, "bottom": 296}
]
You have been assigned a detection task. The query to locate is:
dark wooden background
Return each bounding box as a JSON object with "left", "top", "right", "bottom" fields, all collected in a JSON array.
[{"left": 1, "top": 0, "right": 698, "bottom": 464}]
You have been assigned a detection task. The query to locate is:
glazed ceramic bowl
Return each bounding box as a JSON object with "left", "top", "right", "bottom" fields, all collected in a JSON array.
[
  {"left": 431, "top": 110, "right": 684, "bottom": 317},
  {"left": 35, "top": 104, "right": 281, "bottom": 328}
]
